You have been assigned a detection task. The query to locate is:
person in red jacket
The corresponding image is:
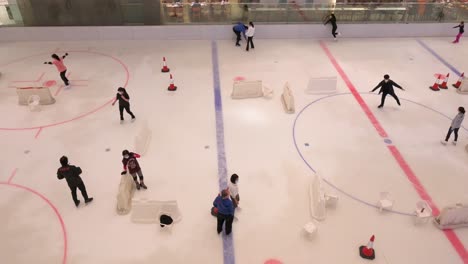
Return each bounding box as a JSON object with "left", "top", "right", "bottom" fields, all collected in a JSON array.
[
  {"left": 121, "top": 150, "right": 147, "bottom": 190},
  {"left": 44, "top": 53, "right": 70, "bottom": 87},
  {"left": 57, "top": 156, "right": 93, "bottom": 207}
]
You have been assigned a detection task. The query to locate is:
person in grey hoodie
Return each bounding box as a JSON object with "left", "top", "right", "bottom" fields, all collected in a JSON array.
[{"left": 441, "top": 106, "right": 465, "bottom": 145}]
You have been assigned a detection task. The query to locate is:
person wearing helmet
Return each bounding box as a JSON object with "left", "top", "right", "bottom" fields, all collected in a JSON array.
[
  {"left": 370, "top": 74, "right": 405, "bottom": 108},
  {"left": 121, "top": 150, "right": 147, "bottom": 190},
  {"left": 57, "top": 156, "right": 93, "bottom": 207}
]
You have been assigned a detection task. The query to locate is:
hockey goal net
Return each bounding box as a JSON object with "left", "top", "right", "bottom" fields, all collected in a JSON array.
[
  {"left": 16, "top": 87, "right": 56, "bottom": 105},
  {"left": 231, "top": 80, "right": 264, "bottom": 99}
]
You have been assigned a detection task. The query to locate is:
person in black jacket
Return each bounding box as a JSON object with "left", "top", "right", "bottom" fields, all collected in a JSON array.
[
  {"left": 57, "top": 156, "right": 93, "bottom": 207},
  {"left": 453, "top": 21, "right": 464, "bottom": 44},
  {"left": 370, "top": 74, "right": 405, "bottom": 108},
  {"left": 111, "top": 87, "right": 136, "bottom": 124},
  {"left": 324, "top": 13, "right": 340, "bottom": 40}
]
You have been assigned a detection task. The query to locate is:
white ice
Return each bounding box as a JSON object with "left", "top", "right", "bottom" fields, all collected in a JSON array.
[{"left": 0, "top": 37, "right": 467, "bottom": 264}]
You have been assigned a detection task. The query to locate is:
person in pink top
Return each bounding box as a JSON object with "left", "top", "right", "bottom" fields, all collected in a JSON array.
[{"left": 44, "top": 53, "right": 70, "bottom": 86}]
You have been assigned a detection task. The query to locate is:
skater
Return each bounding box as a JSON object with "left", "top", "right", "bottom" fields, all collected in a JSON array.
[
  {"left": 57, "top": 156, "right": 93, "bottom": 207},
  {"left": 233, "top": 22, "right": 247, "bottom": 47},
  {"left": 370, "top": 74, "right": 405, "bottom": 108},
  {"left": 121, "top": 150, "right": 147, "bottom": 190},
  {"left": 44, "top": 53, "right": 70, "bottom": 86},
  {"left": 246, "top": 22, "right": 255, "bottom": 51},
  {"left": 441, "top": 107, "right": 465, "bottom": 145},
  {"left": 452, "top": 21, "right": 464, "bottom": 43},
  {"left": 213, "top": 189, "right": 235, "bottom": 235},
  {"left": 324, "top": 13, "right": 340, "bottom": 40},
  {"left": 111, "top": 87, "right": 135, "bottom": 124},
  {"left": 228, "top": 174, "right": 240, "bottom": 208}
]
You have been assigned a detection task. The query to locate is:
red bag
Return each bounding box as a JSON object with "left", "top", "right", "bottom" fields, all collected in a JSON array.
[{"left": 211, "top": 206, "right": 218, "bottom": 217}]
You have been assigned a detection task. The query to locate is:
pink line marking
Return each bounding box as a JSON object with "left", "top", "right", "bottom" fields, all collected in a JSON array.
[
  {"left": 35, "top": 127, "right": 43, "bottom": 139},
  {"left": 11, "top": 72, "right": 45, "bottom": 83},
  {"left": 54, "top": 85, "right": 65, "bottom": 97},
  {"left": 320, "top": 41, "right": 468, "bottom": 263},
  {"left": 319, "top": 42, "right": 388, "bottom": 138},
  {"left": 0, "top": 182, "right": 68, "bottom": 264},
  {"left": 7, "top": 168, "right": 18, "bottom": 183}
]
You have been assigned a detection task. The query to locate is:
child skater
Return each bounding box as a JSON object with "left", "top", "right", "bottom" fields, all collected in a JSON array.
[
  {"left": 453, "top": 21, "right": 464, "bottom": 44},
  {"left": 121, "top": 150, "right": 147, "bottom": 190},
  {"left": 324, "top": 13, "right": 340, "bottom": 41},
  {"left": 44, "top": 53, "right": 70, "bottom": 87},
  {"left": 370, "top": 74, "right": 405, "bottom": 108},
  {"left": 228, "top": 174, "right": 240, "bottom": 208},
  {"left": 111, "top": 87, "right": 135, "bottom": 124},
  {"left": 441, "top": 107, "right": 465, "bottom": 145},
  {"left": 57, "top": 156, "right": 93, "bottom": 208},
  {"left": 246, "top": 22, "right": 255, "bottom": 52}
]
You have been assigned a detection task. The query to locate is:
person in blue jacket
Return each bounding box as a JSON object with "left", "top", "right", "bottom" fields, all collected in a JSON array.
[
  {"left": 213, "top": 189, "right": 235, "bottom": 235},
  {"left": 233, "top": 22, "right": 247, "bottom": 47}
]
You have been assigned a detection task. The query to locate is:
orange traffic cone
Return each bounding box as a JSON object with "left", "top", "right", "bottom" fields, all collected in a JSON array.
[
  {"left": 453, "top": 72, "right": 464, "bottom": 88},
  {"left": 359, "top": 235, "right": 376, "bottom": 260},
  {"left": 430, "top": 77, "right": 440, "bottom": 91},
  {"left": 439, "top": 73, "right": 449, "bottom": 89},
  {"left": 161, "top": 57, "right": 170, "bottom": 73},
  {"left": 168, "top": 74, "right": 177, "bottom": 91}
]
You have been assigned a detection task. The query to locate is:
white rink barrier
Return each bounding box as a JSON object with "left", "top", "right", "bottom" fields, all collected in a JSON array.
[
  {"left": 16, "top": 87, "right": 56, "bottom": 105},
  {"left": 131, "top": 199, "right": 182, "bottom": 224},
  {"left": 135, "top": 122, "right": 152, "bottom": 156},
  {"left": 309, "top": 173, "right": 338, "bottom": 221},
  {"left": 434, "top": 203, "right": 468, "bottom": 229},
  {"left": 281, "top": 82, "right": 295, "bottom": 114},
  {"left": 116, "top": 174, "right": 136, "bottom": 215},
  {"left": 305, "top": 77, "right": 337, "bottom": 94},
  {"left": 231, "top": 80, "right": 264, "bottom": 99},
  {"left": 457, "top": 78, "right": 468, "bottom": 94}
]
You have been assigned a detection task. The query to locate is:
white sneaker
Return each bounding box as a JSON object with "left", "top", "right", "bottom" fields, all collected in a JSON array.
[
  {"left": 337, "top": 32, "right": 342, "bottom": 36},
  {"left": 131, "top": 117, "right": 136, "bottom": 123},
  {"left": 333, "top": 38, "right": 338, "bottom": 41},
  {"left": 440, "top": 140, "right": 447, "bottom": 145},
  {"left": 120, "top": 120, "right": 124, "bottom": 124},
  {"left": 452, "top": 141, "right": 457, "bottom": 145}
]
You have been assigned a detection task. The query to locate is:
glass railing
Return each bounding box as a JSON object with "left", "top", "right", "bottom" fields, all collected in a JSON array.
[{"left": 0, "top": 1, "right": 467, "bottom": 27}]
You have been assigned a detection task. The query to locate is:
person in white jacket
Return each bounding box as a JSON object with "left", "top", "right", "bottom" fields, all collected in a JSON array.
[
  {"left": 441, "top": 106, "right": 465, "bottom": 145},
  {"left": 228, "top": 174, "right": 240, "bottom": 208},
  {"left": 246, "top": 22, "right": 255, "bottom": 51}
]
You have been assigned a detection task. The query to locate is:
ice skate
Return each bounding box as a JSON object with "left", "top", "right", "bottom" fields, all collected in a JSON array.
[
  {"left": 452, "top": 141, "right": 457, "bottom": 146},
  {"left": 135, "top": 182, "right": 141, "bottom": 190},
  {"left": 378, "top": 105, "right": 383, "bottom": 108},
  {"left": 140, "top": 182, "right": 147, "bottom": 190},
  {"left": 131, "top": 117, "right": 136, "bottom": 123},
  {"left": 441, "top": 140, "right": 447, "bottom": 145},
  {"left": 75, "top": 200, "right": 81, "bottom": 207},
  {"left": 85, "top": 197, "right": 94, "bottom": 204}
]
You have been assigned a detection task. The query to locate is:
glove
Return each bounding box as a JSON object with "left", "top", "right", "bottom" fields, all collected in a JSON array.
[{"left": 121, "top": 171, "right": 127, "bottom": 175}]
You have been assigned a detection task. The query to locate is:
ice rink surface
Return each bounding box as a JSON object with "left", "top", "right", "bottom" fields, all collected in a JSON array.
[{"left": 0, "top": 37, "right": 467, "bottom": 264}]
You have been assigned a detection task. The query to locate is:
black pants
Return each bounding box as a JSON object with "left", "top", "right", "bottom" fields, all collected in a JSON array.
[
  {"left": 332, "top": 24, "right": 338, "bottom": 38},
  {"left": 70, "top": 182, "right": 89, "bottom": 205},
  {"left": 246, "top": 37, "right": 254, "bottom": 51},
  {"left": 217, "top": 213, "right": 234, "bottom": 235},
  {"left": 380, "top": 92, "right": 400, "bottom": 106},
  {"left": 119, "top": 104, "right": 135, "bottom": 120},
  {"left": 233, "top": 28, "right": 241, "bottom": 46},
  {"left": 60, "top": 70, "right": 69, "bottom": 86},
  {"left": 445, "top": 127, "right": 459, "bottom": 141}
]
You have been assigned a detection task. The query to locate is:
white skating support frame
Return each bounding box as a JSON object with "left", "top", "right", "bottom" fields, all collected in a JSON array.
[
  {"left": 16, "top": 87, "right": 56, "bottom": 105},
  {"left": 309, "top": 174, "right": 326, "bottom": 221},
  {"left": 134, "top": 122, "right": 152, "bottom": 156},
  {"left": 231, "top": 80, "right": 264, "bottom": 99},
  {"left": 434, "top": 203, "right": 468, "bottom": 229},
  {"left": 116, "top": 174, "right": 136, "bottom": 215},
  {"left": 305, "top": 77, "right": 337, "bottom": 94},
  {"left": 131, "top": 199, "right": 182, "bottom": 224},
  {"left": 281, "top": 82, "right": 295, "bottom": 114},
  {"left": 457, "top": 78, "right": 468, "bottom": 94}
]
